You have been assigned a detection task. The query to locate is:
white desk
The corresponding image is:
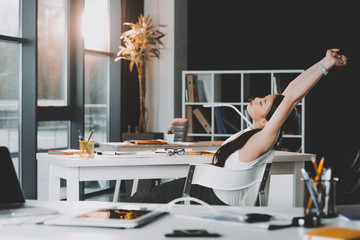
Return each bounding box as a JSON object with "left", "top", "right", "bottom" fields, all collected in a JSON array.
[
  {"left": 36, "top": 151, "right": 315, "bottom": 207},
  {"left": 1, "top": 200, "right": 358, "bottom": 240}
]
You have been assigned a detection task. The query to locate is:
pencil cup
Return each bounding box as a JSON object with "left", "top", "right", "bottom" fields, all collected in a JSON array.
[
  {"left": 79, "top": 140, "right": 95, "bottom": 158},
  {"left": 164, "top": 133, "right": 175, "bottom": 144},
  {"left": 303, "top": 179, "right": 338, "bottom": 218}
]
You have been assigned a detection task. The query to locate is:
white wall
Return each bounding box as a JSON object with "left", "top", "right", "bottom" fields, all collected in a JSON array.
[{"left": 144, "top": 0, "right": 175, "bottom": 134}]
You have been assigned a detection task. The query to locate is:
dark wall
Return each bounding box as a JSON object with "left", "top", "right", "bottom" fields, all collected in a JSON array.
[{"left": 188, "top": 1, "right": 360, "bottom": 204}]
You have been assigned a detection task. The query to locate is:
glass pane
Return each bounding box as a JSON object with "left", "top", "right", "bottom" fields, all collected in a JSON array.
[
  {"left": 0, "top": 41, "right": 20, "bottom": 173},
  {"left": 83, "top": 0, "right": 110, "bottom": 52},
  {"left": 37, "top": 121, "right": 70, "bottom": 151},
  {"left": 37, "top": 0, "right": 67, "bottom": 106},
  {"left": 84, "top": 53, "right": 109, "bottom": 144},
  {"left": 0, "top": 0, "right": 20, "bottom": 37}
]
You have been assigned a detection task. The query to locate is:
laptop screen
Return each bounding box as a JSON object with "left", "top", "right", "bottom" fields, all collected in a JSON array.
[{"left": 0, "top": 147, "right": 25, "bottom": 208}]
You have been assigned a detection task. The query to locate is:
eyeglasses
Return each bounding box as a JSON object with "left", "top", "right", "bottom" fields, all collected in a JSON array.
[{"left": 165, "top": 148, "right": 185, "bottom": 156}]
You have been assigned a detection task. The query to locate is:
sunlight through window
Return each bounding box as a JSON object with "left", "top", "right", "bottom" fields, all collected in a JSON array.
[{"left": 83, "top": 0, "right": 110, "bottom": 52}]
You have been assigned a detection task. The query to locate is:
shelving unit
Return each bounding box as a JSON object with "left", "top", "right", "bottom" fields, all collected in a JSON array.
[{"left": 182, "top": 70, "right": 305, "bottom": 153}]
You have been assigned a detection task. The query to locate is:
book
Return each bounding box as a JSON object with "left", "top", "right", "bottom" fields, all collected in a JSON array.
[
  {"left": 48, "top": 149, "right": 80, "bottom": 155},
  {"left": 196, "top": 79, "right": 207, "bottom": 102},
  {"left": 305, "top": 226, "right": 360, "bottom": 240},
  {"left": 192, "top": 108, "right": 211, "bottom": 134}
]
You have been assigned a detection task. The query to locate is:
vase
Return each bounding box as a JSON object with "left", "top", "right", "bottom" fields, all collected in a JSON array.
[{"left": 164, "top": 133, "right": 175, "bottom": 144}]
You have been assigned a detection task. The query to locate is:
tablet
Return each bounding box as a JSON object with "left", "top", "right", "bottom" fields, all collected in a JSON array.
[{"left": 44, "top": 208, "right": 167, "bottom": 229}]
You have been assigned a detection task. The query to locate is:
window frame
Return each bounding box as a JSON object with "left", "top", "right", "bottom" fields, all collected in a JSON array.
[{"left": 0, "top": 0, "right": 122, "bottom": 200}]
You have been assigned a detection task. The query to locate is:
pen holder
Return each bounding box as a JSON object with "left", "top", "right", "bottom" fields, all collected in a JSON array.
[
  {"left": 79, "top": 140, "right": 95, "bottom": 158},
  {"left": 303, "top": 178, "right": 338, "bottom": 218}
]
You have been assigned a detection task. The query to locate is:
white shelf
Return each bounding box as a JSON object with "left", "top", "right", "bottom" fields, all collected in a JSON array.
[{"left": 182, "top": 70, "right": 305, "bottom": 153}]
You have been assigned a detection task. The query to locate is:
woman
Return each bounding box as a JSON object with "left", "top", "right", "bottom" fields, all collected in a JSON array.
[{"left": 129, "top": 49, "right": 347, "bottom": 206}]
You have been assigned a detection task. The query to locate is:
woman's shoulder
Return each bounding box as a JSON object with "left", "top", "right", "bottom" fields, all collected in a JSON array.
[
  {"left": 222, "top": 127, "right": 253, "bottom": 145},
  {"left": 224, "top": 149, "right": 274, "bottom": 170}
]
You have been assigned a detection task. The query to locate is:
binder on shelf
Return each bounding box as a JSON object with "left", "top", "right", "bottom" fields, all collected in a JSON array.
[
  {"left": 215, "top": 107, "right": 226, "bottom": 134},
  {"left": 215, "top": 107, "right": 240, "bottom": 134},
  {"left": 222, "top": 118, "right": 239, "bottom": 132},
  {"left": 186, "top": 106, "right": 194, "bottom": 133},
  {"left": 186, "top": 74, "right": 197, "bottom": 102},
  {"left": 193, "top": 108, "right": 211, "bottom": 134},
  {"left": 194, "top": 83, "right": 200, "bottom": 102}
]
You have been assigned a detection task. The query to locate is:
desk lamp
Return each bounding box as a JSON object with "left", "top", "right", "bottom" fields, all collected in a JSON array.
[{"left": 203, "top": 103, "right": 252, "bottom": 127}]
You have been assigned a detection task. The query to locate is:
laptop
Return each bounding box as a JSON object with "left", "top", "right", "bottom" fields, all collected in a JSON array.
[{"left": 0, "top": 146, "right": 58, "bottom": 218}]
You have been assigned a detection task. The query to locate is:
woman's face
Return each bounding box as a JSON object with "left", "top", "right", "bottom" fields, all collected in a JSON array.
[{"left": 247, "top": 94, "right": 277, "bottom": 122}]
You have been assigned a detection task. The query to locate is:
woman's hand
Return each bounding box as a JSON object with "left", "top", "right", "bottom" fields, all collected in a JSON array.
[{"left": 326, "top": 49, "right": 348, "bottom": 67}]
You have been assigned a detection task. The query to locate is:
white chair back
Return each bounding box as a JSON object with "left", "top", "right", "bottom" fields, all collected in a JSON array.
[{"left": 182, "top": 163, "right": 271, "bottom": 206}]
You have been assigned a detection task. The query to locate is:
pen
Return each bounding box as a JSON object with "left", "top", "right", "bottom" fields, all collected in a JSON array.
[
  {"left": 83, "top": 129, "right": 94, "bottom": 155},
  {"left": 323, "top": 168, "right": 332, "bottom": 214},
  {"left": 77, "top": 129, "right": 84, "bottom": 141},
  {"left": 311, "top": 157, "right": 318, "bottom": 172},
  {"left": 307, "top": 156, "right": 325, "bottom": 210},
  {"left": 301, "top": 168, "right": 323, "bottom": 216},
  {"left": 87, "top": 129, "right": 94, "bottom": 141},
  {"left": 96, "top": 151, "right": 120, "bottom": 156},
  {"left": 96, "top": 151, "right": 136, "bottom": 156}
]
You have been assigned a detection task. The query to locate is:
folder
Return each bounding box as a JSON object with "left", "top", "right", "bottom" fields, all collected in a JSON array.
[
  {"left": 305, "top": 226, "right": 360, "bottom": 240},
  {"left": 186, "top": 74, "right": 197, "bottom": 102},
  {"left": 186, "top": 106, "right": 194, "bottom": 133},
  {"left": 193, "top": 108, "right": 211, "bottom": 134}
]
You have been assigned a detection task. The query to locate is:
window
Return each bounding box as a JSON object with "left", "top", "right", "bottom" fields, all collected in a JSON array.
[
  {"left": 83, "top": 0, "right": 110, "bottom": 52},
  {"left": 0, "top": 0, "right": 21, "bottom": 37},
  {"left": 84, "top": 53, "right": 109, "bottom": 143},
  {"left": 0, "top": 0, "right": 21, "bottom": 175},
  {"left": 37, "top": 0, "right": 68, "bottom": 107},
  {"left": 37, "top": 121, "right": 70, "bottom": 151},
  {"left": 83, "top": 0, "right": 111, "bottom": 143},
  {"left": 0, "top": 0, "right": 121, "bottom": 199}
]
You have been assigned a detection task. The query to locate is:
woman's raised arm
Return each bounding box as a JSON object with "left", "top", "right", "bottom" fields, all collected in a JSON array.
[
  {"left": 282, "top": 49, "right": 347, "bottom": 104},
  {"left": 241, "top": 49, "right": 347, "bottom": 161}
]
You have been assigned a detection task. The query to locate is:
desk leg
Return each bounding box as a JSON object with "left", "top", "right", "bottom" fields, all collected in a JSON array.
[
  {"left": 113, "top": 180, "right": 122, "bottom": 202},
  {"left": 131, "top": 179, "right": 139, "bottom": 197},
  {"left": 48, "top": 165, "right": 60, "bottom": 201},
  {"left": 66, "top": 168, "right": 80, "bottom": 201},
  {"left": 293, "top": 161, "right": 305, "bottom": 207}
]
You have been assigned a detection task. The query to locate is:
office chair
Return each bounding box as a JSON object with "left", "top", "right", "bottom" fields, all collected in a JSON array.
[
  {"left": 182, "top": 163, "right": 272, "bottom": 206},
  {"left": 169, "top": 118, "right": 189, "bottom": 142},
  {"left": 113, "top": 118, "right": 190, "bottom": 202}
]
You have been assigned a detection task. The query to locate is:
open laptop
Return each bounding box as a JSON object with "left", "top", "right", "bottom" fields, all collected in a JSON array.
[{"left": 0, "top": 146, "right": 57, "bottom": 217}]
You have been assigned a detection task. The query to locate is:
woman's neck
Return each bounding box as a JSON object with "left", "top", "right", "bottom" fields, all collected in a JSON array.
[{"left": 251, "top": 122, "right": 265, "bottom": 129}]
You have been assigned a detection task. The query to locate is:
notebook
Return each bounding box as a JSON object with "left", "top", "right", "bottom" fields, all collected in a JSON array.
[{"left": 0, "top": 146, "right": 58, "bottom": 218}]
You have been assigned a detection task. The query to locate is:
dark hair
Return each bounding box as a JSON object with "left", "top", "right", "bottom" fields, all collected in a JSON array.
[{"left": 212, "top": 94, "right": 295, "bottom": 167}]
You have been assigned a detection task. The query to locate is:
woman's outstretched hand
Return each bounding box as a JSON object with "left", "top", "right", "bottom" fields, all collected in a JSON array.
[{"left": 326, "top": 49, "right": 348, "bottom": 67}]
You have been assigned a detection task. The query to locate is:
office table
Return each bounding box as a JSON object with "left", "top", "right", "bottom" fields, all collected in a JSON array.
[
  {"left": 1, "top": 200, "right": 358, "bottom": 240},
  {"left": 36, "top": 151, "right": 315, "bottom": 207}
]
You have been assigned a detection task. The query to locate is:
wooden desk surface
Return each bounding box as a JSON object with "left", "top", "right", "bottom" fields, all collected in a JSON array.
[{"left": 99, "top": 141, "right": 224, "bottom": 152}]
